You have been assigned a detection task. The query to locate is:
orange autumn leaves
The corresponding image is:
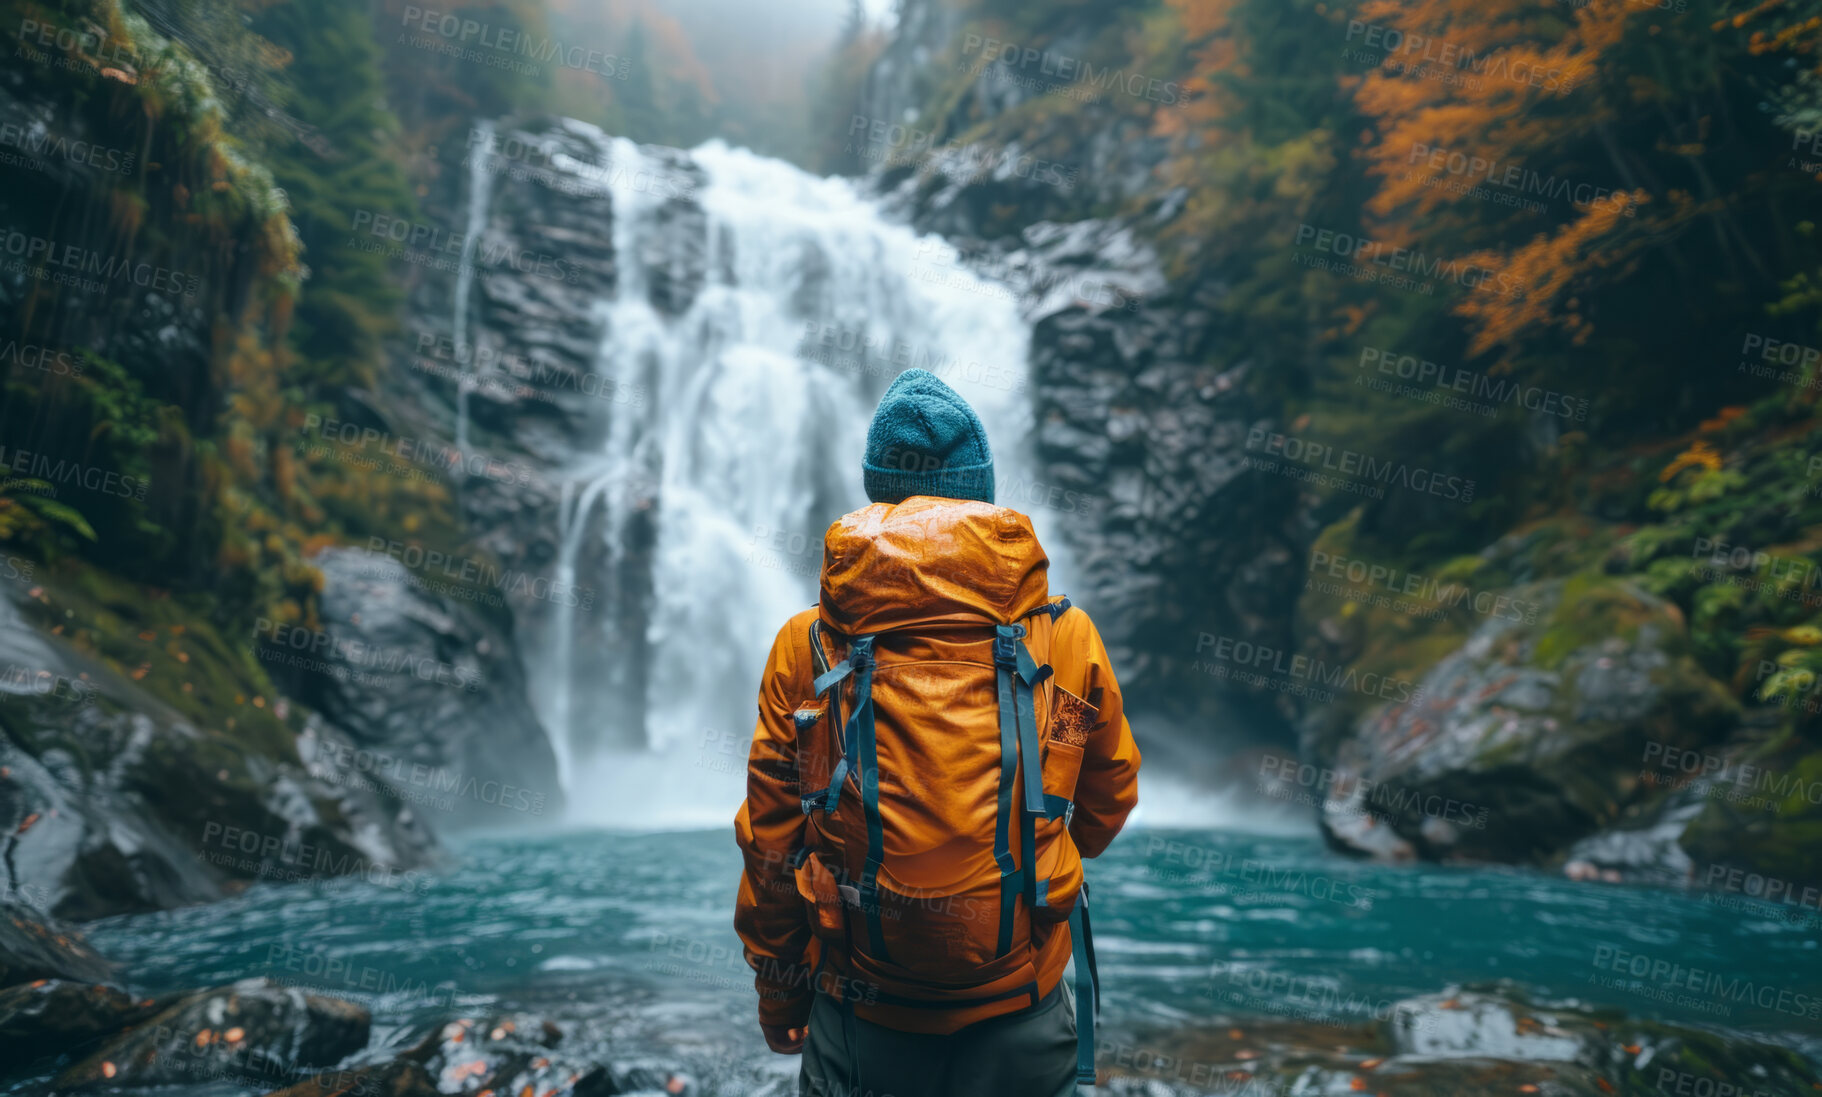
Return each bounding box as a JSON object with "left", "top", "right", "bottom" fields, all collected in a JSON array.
[{"left": 1351, "top": 0, "right": 1645, "bottom": 356}]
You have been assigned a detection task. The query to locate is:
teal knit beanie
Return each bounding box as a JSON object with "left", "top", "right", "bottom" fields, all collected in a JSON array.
[{"left": 863, "top": 369, "right": 995, "bottom": 505}]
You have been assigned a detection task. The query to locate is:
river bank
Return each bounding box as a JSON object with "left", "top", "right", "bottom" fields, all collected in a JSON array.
[{"left": 4, "top": 826, "right": 1814, "bottom": 1095}]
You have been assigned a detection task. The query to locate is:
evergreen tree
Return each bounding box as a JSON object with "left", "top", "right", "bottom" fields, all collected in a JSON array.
[{"left": 254, "top": 0, "right": 417, "bottom": 393}]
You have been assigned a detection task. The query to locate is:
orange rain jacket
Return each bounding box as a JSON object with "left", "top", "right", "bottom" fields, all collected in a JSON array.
[{"left": 733, "top": 496, "right": 1142, "bottom": 1032}]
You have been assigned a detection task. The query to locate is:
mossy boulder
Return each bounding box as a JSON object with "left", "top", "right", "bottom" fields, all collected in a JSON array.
[
  {"left": 0, "top": 585, "right": 438, "bottom": 920},
  {"left": 52, "top": 978, "right": 369, "bottom": 1091},
  {"left": 1101, "top": 987, "right": 1821, "bottom": 1097},
  {"left": 1316, "top": 577, "right": 1738, "bottom": 863},
  {"left": 1680, "top": 741, "right": 1822, "bottom": 888},
  {"left": 0, "top": 903, "right": 111, "bottom": 989},
  {"left": 0, "top": 978, "right": 161, "bottom": 1069}
]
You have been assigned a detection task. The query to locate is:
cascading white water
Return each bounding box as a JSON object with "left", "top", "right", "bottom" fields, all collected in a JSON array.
[
  {"left": 529, "top": 129, "right": 1067, "bottom": 827},
  {"left": 451, "top": 119, "right": 497, "bottom": 455}
]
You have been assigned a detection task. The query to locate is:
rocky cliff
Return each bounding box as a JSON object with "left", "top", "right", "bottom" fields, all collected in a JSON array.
[{"left": 861, "top": 0, "right": 1307, "bottom": 761}]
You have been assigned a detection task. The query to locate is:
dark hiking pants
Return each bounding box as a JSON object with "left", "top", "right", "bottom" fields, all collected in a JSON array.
[{"left": 799, "top": 983, "right": 1079, "bottom": 1097}]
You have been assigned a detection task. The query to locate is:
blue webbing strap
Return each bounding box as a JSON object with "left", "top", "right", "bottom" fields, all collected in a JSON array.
[
  {"left": 992, "top": 624, "right": 1023, "bottom": 956},
  {"left": 1015, "top": 644, "right": 1051, "bottom": 817},
  {"left": 846, "top": 635, "right": 889, "bottom": 960},
  {"left": 1022, "top": 595, "right": 1073, "bottom": 621},
  {"left": 1068, "top": 881, "right": 1098, "bottom": 1086},
  {"left": 1014, "top": 632, "right": 1057, "bottom": 910},
  {"left": 813, "top": 653, "right": 855, "bottom": 814}
]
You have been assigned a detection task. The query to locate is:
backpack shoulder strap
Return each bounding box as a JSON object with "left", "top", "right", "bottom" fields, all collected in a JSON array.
[{"left": 800, "top": 617, "right": 850, "bottom": 817}]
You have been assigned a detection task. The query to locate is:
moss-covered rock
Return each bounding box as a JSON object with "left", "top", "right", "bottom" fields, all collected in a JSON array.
[
  {"left": 1314, "top": 577, "right": 1737, "bottom": 863},
  {"left": 1, "top": 581, "right": 437, "bottom": 920},
  {"left": 1101, "top": 988, "right": 1822, "bottom": 1097},
  {"left": 1680, "top": 741, "right": 1822, "bottom": 889},
  {"left": 0, "top": 902, "right": 111, "bottom": 988},
  {"left": 52, "top": 978, "right": 369, "bottom": 1090}
]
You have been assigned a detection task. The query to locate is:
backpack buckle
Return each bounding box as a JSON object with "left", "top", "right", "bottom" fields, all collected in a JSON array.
[
  {"left": 848, "top": 634, "right": 876, "bottom": 671},
  {"left": 993, "top": 623, "right": 1024, "bottom": 667}
]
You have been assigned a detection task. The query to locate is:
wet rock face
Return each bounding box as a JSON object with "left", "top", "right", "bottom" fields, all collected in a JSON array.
[
  {"left": 864, "top": 1, "right": 1307, "bottom": 747},
  {"left": 409, "top": 1016, "right": 695, "bottom": 1097},
  {"left": 0, "top": 979, "right": 160, "bottom": 1067},
  {"left": 1020, "top": 225, "right": 1304, "bottom": 746},
  {"left": 0, "top": 593, "right": 437, "bottom": 921},
  {"left": 1314, "top": 578, "right": 1738, "bottom": 864},
  {"left": 265, "top": 1015, "right": 698, "bottom": 1097},
  {"left": 0, "top": 903, "right": 111, "bottom": 988},
  {"left": 1097, "top": 988, "right": 1822, "bottom": 1097},
  {"left": 382, "top": 120, "right": 697, "bottom": 763},
  {"left": 52, "top": 978, "right": 370, "bottom": 1090},
  {"left": 272, "top": 547, "right": 562, "bottom": 825}
]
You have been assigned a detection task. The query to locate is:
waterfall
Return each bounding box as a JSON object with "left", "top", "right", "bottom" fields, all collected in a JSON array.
[
  {"left": 452, "top": 119, "right": 496, "bottom": 454},
  {"left": 525, "top": 129, "right": 1062, "bottom": 827}
]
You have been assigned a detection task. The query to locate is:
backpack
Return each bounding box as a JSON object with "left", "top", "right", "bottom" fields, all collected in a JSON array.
[{"left": 791, "top": 595, "right": 1099, "bottom": 1086}]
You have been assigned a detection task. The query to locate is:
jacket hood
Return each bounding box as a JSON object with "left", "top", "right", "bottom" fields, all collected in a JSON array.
[{"left": 819, "top": 495, "right": 1050, "bottom": 636}]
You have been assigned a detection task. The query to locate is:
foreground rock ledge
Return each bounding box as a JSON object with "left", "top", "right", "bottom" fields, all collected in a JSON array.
[{"left": 1097, "top": 988, "right": 1820, "bottom": 1097}]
